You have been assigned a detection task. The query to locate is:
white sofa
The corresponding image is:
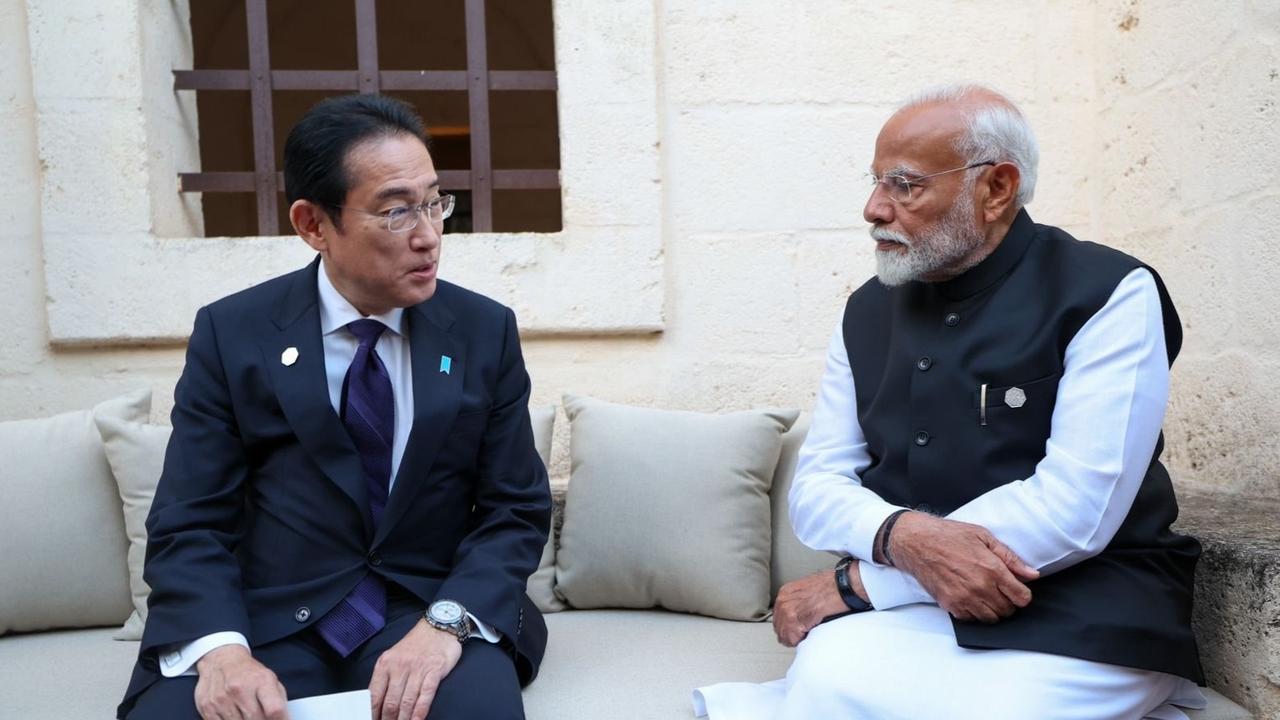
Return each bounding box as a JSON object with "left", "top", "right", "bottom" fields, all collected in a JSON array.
[{"left": 0, "top": 392, "right": 1252, "bottom": 719}]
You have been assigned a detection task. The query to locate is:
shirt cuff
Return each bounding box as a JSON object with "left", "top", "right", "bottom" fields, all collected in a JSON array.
[
  {"left": 848, "top": 500, "right": 905, "bottom": 564},
  {"left": 859, "top": 562, "right": 932, "bottom": 610},
  {"left": 159, "top": 631, "right": 250, "bottom": 677},
  {"left": 467, "top": 612, "right": 501, "bottom": 644}
]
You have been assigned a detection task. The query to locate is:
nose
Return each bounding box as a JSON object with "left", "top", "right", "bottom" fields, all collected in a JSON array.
[
  {"left": 863, "top": 182, "right": 895, "bottom": 226},
  {"left": 408, "top": 213, "right": 442, "bottom": 250}
]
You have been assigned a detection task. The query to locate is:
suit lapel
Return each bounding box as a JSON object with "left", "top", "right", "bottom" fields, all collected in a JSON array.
[
  {"left": 261, "top": 259, "right": 373, "bottom": 537},
  {"left": 377, "top": 294, "right": 465, "bottom": 541}
]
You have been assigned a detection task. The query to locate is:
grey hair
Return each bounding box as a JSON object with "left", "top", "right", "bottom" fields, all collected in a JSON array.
[{"left": 901, "top": 84, "right": 1039, "bottom": 207}]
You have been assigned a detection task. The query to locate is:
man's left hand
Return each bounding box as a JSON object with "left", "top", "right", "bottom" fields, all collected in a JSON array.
[
  {"left": 772, "top": 566, "right": 861, "bottom": 647},
  {"left": 369, "top": 620, "right": 463, "bottom": 720}
]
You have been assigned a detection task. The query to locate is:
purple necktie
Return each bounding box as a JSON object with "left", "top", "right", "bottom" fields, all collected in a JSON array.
[{"left": 315, "top": 319, "right": 394, "bottom": 657}]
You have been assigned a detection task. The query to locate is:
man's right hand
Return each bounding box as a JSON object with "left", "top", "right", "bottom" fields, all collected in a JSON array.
[
  {"left": 194, "top": 644, "right": 290, "bottom": 720},
  {"left": 888, "top": 512, "right": 1040, "bottom": 623}
]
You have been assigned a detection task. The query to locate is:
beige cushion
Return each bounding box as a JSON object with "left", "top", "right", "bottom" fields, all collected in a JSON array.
[
  {"left": 0, "top": 391, "right": 148, "bottom": 635},
  {"left": 554, "top": 396, "right": 798, "bottom": 621},
  {"left": 0, "top": 628, "right": 139, "bottom": 718},
  {"left": 524, "top": 610, "right": 793, "bottom": 720},
  {"left": 523, "top": 610, "right": 1252, "bottom": 720},
  {"left": 768, "top": 415, "right": 837, "bottom": 598},
  {"left": 524, "top": 405, "right": 563, "bottom": 612},
  {"left": 94, "top": 415, "right": 171, "bottom": 640},
  {"left": 0, "top": 623, "right": 1249, "bottom": 720}
]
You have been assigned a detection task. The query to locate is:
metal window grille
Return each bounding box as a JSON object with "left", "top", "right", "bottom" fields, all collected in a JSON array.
[{"left": 175, "top": 0, "right": 560, "bottom": 235}]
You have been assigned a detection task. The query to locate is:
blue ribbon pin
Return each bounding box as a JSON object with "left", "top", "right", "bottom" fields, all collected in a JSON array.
[{"left": 440, "top": 355, "right": 452, "bottom": 375}]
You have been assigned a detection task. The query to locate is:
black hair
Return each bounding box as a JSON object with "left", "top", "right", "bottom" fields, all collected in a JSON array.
[{"left": 283, "top": 94, "right": 428, "bottom": 226}]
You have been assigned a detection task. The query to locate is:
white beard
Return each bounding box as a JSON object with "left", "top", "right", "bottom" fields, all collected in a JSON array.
[{"left": 872, "top": 195, "right": 986, "bottom": 287}]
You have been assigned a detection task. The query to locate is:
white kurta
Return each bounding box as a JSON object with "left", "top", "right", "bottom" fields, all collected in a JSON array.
[{"left": 694, "top": 269, "right": 1205, "bottom": 719}]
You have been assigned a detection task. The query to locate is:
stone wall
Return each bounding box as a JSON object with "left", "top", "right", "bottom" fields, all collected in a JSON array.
[{"left": 3, "top": 0, "right": 1277, "bottom": 505}]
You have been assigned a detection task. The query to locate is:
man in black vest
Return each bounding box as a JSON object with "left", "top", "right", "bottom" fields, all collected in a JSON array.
[{"left": 694, "top": 85, "right": 1206, "bottom": 719}]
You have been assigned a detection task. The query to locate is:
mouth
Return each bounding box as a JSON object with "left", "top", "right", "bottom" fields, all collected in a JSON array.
[
  {"left": 870, "top": 227, "right": 910, "bottom": 254},
  {"left": 408, "top": 261, "right": 437, "bottom": 281}
]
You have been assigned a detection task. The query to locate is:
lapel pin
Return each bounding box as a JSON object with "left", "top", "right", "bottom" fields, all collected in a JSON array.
[
  {"left": 440, "top": 355, "right": 452, "bottom": 375},
  {"left": 1004, "top": 387, "right": 1026, "bottom": 409},
  {"left": 281, "top": 347, "right": 299, "bottom": 367}
]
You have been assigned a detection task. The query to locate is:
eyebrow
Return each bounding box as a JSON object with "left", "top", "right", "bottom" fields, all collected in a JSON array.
[
  {"left": 373, "top": 180, "right": 440, "bottom": 204},
  {"left": 882, "top": 164, "right": 924, "bottom": 179}
]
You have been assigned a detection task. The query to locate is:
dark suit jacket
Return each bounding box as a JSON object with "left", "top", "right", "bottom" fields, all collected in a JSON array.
[{"left": 119, "top": 259, "right": 552, "bottom": 715}]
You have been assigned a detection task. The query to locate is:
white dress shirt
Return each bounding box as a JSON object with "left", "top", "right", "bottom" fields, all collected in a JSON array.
[
  {"left": 788, "top": 268, "right": 1171, "bottom": 610},
  {"left": 160, "top": 262, "right": 496, "bottom": 677}
]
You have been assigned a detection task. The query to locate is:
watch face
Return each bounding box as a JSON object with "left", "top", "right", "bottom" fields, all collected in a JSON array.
[{"left": 431, "top": 600, "right": 464, "bottom": 625}]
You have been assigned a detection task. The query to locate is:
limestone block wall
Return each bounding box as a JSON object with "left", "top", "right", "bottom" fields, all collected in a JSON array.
[
  {"left": 1091, "top": 0, "right": 1280, "bottom": 498},
  {"left": 2, "top": 0, "right": 1277, "bottom": 507}
]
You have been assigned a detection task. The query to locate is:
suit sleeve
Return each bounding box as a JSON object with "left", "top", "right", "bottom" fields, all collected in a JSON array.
[
  {"left": 139, "top": 306, "right": 252, "bottom": 658},
  {"left": 437, "top": 307, "right": 552, "bottom": 640}
]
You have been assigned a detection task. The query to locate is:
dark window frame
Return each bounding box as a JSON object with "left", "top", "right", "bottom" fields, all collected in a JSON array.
[{"left": 174, "top": 0, "right": 560, "bottom": 235}]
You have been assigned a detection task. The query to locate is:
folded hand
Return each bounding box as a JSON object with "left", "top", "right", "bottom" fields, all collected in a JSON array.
[{"left": 889, "top": 512, "right": 1039, "bottom": 623}]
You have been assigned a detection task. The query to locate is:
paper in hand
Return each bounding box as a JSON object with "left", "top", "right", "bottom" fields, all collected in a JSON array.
[{"left": 286, "top": 689, "right": 372, "bottom": 720}]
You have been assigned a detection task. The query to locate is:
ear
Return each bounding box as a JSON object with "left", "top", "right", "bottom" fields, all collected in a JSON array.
[
  {"left": 290, "top": 199, "right": 330, "bottom": 253},
  {"left": 981, "top": 162, "right": 1021, "bottom": 222}
]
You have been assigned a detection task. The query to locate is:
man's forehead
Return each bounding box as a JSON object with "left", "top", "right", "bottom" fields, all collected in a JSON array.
[
  {"left": 345, "top": 134, "right": 437, "bottom": 197},
  {"left": 871, "top": 103, "right": 967, "bottom": 172}
]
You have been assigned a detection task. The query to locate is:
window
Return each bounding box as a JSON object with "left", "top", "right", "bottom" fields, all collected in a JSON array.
[{"left": 176, "top": 0, "right": 562, "bottom": 236}]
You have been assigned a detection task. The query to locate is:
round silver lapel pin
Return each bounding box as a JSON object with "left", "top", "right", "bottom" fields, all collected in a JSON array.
[{"left": 281, "top": 347, "right": 299, "bottom": 366}]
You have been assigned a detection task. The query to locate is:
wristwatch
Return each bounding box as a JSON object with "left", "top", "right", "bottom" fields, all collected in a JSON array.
[
  {"left": 834, "top": 556, "right": 873, "bottom": 613},
  {"left": 425, "top": 599, "right": 474, "bottom": 643}
]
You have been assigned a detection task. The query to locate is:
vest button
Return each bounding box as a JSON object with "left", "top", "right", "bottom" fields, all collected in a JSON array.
[
  {"left": 916, "top": 356, "right": 933, "bottom": 371},
  {"left": 914, "top": 430, "right": 931, "bottom": 446},
  {"left": 294, "top": 606, "right": 311, "bottom": 622},
  {"left": 368, "top": 552, "right": 382, "bottom": 567},
  {"left": 944, "top": 313, "right": 960, "bottom": 327}
]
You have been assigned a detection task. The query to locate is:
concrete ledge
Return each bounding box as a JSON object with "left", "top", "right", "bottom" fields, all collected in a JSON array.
[{"left": 1177, "top": 491, "right": 1280, "bottom": 719}]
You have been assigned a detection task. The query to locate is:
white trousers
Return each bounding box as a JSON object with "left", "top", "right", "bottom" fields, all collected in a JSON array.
[{"left": 694, "top": 605, "right": 1205, "bottom": 720}]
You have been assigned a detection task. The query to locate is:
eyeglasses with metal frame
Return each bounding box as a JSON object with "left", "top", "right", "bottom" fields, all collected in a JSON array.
[
  {"left": 866, "top": 161, "right": 997, "bottom": 204},
  {"left": 342, "top": 194, "right": 456, "bottom": 233}
]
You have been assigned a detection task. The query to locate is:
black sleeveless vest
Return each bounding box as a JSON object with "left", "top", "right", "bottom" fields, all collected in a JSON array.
[{"left": 842, "top": 209, "right": 1203, "bottom": 682}]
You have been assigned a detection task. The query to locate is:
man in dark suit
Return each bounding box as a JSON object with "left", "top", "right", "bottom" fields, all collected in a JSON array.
[{"left": 118, "top": 94, "right": 551, "bottom": 720}]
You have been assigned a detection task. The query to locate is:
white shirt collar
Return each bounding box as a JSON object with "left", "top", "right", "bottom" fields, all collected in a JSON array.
[{"left": 317, "top": 259, "right": 406, "bottom": 337}]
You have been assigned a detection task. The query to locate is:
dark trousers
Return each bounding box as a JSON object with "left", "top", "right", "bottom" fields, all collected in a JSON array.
[{"left": 127, "top": 587, "right": 524, "bottom": 720}]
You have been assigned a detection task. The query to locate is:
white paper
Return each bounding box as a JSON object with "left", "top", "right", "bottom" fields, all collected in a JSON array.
[{"left": 286, "top": 689, "right": 372, "bottom": 720}]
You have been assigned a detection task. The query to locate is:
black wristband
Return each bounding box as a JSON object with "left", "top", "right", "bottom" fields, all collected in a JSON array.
[
  {"left": 878, "top": 509, "right": 910, "bottom": 567},
  {"left": 834, "top": 556, "right": 872, "bottom": 612}
]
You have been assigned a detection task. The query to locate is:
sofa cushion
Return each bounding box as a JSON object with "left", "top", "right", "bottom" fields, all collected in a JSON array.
[
  {"left": 523, "top": 610, "right": 793, "bottom": 720},
  {"left": 554, "top": 396, "right": 798, "bottom": 621},
  {"left": 521, "top": 610, "right": 1251, "bottom": 720},
  {"left": 0, "top": 391, "right": 148, "bottom": 635},
  {"left": 0, "top": 628, "right": 137, "bottom": 717},
  {"left": 768, "top": 414, "right": 836, "bottom": 598},
  {"left": 525, "top": 405, "right": 563, "bottom": 612},
  {"left": 0, "top": 620, "right": 1250, "bottom": 720},
  {"left": 95, "top": 414, "right": 170, "bottom": 640}
]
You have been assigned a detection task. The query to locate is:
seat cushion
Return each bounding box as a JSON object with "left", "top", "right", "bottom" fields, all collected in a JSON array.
[
  {"left": 0, "top": 628, "right": 138, "bottom": 718},
  {"left": 0, "top": 615, "right": 1250, "bottom": 719},
  {"left": 522, "top": 610, "right": 1253, "bottom": 720},
  {"left": 524, "top": 610, "right": 792, "bottom": 720}
]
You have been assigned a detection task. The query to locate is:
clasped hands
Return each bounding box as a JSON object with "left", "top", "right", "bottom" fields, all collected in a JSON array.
[
  {"left": 772, "top": 512, "right": 1039, "bottom": 646},
  {"left": 193, "top": 619, "right": 461, "bottom": 720}
]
